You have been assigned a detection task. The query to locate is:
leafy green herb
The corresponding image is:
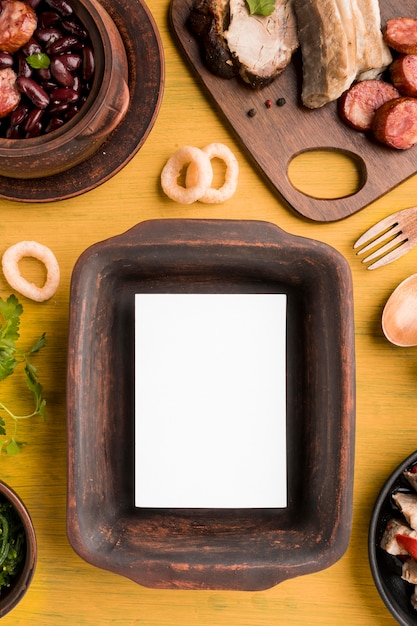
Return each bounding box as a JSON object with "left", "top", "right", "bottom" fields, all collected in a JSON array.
[
  {"left": 25, "top": 52, "right": 50, "bottom": 70},
  {"left": 245, "top": 0, "right": 275, "bottom": 16},
  {"left": 0, "top": 497, "right": 25, "bottom": 592},
  {"left": 0, "top": 295, "right": 46, "bottom": 455}
]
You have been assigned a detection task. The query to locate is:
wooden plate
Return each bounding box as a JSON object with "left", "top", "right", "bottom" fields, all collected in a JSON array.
[
  {"left": 170, "top": 0, "right": 417, "bottom": 222},
  {"left": 0, "top": 0, "right": 164, "bottom": 203},
  {"left": 66, "top": 219, "right": 355, "bottom": 591}
]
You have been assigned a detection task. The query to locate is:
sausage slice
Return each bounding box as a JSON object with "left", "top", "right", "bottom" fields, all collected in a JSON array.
[
  {"left": 0, "top": 67, "right": 20, "bottom": 118},
  {"left": 0, "top": 0, "right": 37, "bottom": 54},
  {"left": 384, "top": 17, "right": 417, "bottom": 55},
  {"left": 338, "top": 79, "right": 399, "bottom": 131},
  {"left": 373, "top": 96, "right": 417, "bottom": 149},
  {"left": 391, "top": 54, "right": 417, "bottom": 97}
]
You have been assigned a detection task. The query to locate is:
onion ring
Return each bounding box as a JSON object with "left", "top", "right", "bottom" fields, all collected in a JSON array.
[
  {"left": 2, "top": 241, "right": 60, "bottom": 302},
  {"left": 161, "top": 146, "right": 213, "bottom": 204},
  {"left": 185, "top": 143, "right": 239, "bottom": 203}
]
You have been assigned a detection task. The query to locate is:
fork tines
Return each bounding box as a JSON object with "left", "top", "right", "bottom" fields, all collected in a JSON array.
[{"left": 354, "top": 215, "right": 414, "bottom": 270}]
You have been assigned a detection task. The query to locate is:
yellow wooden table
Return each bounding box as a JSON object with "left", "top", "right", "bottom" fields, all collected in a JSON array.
[{"left": 1, "top": 0, "right": 416, "bottom": 623}]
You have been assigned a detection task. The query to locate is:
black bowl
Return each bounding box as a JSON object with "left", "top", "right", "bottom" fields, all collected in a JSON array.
[
  {"left": 369, "top": 450, "right": 417, "bottom": 625},
  {"left": 0, "top": 481, "right": 36, "bottom": 618}
]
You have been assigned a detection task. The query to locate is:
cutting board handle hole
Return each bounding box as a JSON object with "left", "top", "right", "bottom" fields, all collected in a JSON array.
[{"left": 287, "top": 149, "right": 366, "bottom": 200}]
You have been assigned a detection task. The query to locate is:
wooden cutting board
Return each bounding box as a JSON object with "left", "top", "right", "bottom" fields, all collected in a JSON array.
[{"left": 170, "top": 0, "right": 417, "bottom": 222}]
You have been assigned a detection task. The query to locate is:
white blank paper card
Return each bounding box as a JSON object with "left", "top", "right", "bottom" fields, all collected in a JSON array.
[{"left": 134, "top": 293, "right": 287, "bottom": 508}]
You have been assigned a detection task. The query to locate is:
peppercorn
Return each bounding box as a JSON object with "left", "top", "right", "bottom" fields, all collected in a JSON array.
[
  {"left": 276, "top": 97, "right": 286, "bottom": 107},
  {"left": 247, "top": 108, "right": 257, "bottom": 117},
  {"left": 265, "top": 99, "right": 273, "bottom": 108}
]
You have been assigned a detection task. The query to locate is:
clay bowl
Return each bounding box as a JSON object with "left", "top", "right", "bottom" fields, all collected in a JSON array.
[
  {"left": 0, "top": 0, "right": 129, "bottom": 179},
  {"left": 0, "top": 480, "right": 37, "bottom": 618}
]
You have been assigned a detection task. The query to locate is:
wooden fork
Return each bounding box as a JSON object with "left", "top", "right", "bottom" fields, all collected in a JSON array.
[{"left": 354, "top": 206, "right": 417, "bottom": 269}]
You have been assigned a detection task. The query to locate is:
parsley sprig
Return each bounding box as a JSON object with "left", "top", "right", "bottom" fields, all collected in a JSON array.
[
  {"left": 245, "top": 0, "right": 275, "bottom": 16},
  {"left": 0, "top": 295, "right": 46, "bottom": 456}
]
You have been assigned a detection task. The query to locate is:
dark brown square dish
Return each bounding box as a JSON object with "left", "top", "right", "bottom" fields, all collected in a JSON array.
[{"left": 66, "top": 219, "right": 355, "bottom": 591}]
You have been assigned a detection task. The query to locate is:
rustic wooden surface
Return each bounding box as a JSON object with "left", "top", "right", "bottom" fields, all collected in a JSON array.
[
  {"left": 0, "top": 0, "right": 416, "bottom": 622},
  {"left": 171, "top": 0, "right": 417, "bottom": 222}
]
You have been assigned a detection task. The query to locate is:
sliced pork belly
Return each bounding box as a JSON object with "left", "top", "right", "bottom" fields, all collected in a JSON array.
[
  {"left": 393, "top": 492, "right": 417, "bottom": 532},
  {"left": 380, "top": 518, "right": 417, "bottom": 555},
  {"left": 403, "top": 558, "right": 417, "bottom": 584},
  {"left": 353, "top": 0, "right": 392, "bottom": 80},
  {"left": 293, "top": 0, "right": 392, "bottom": 108},
  {"left": 223, "top": 0, "right": 298, "bottom": 88},
  {"left": 293, "top": 0, "right": 357, "bottom": 108}
]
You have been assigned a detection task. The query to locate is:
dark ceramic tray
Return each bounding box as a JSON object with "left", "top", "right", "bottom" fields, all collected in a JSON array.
[
  {"left": 0, "top": 0, "right": 164, "bottom": 203},
  {"left": 369, "top": 450, "right": 417, "bottom": 626},
  {"left": 66, "top": 219, "right": 356, "bottom": 591}
]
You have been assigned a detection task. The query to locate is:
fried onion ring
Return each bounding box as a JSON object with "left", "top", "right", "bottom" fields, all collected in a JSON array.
[
  {"left": 161, "top": 146, "right": 213, "bottom": 204},
  {"left": 2, "top": 241, "right": 60, "bottom": 302},
  {"left": 185, "top": 143, "right": 239, "bottom": 203}
]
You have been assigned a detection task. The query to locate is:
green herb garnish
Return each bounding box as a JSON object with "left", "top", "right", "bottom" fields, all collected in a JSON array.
[
  {"left": 245, "top": 0, "right": 275, "bottom": 16},
  {"left": 25, "top": 52, "right": 50, "bottom": 70},
  {"left": 0, "top": 497, "right": 25, "bottom": 592},
  {"left": 0, "top": 295, "right": 46, "bottom": 456}
]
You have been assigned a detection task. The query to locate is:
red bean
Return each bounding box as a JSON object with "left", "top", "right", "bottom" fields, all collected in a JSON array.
[
  {"left": 10, "top": 104, "right": 29, "bottom": 126},
  {"left": 38, "top": 10, "right": 60, "bottom": 28},
  {"left": 0, "top": 52, "right": 13, "bottom": 69},
  {"left": 47, "top": 35, "right": 78, "bottom": 54},
  {"left": 16, "top": 76, "right": 50, "bottom": 109},
  {"left": 34, "top": 27, "right": 62, "bottom": 45},
  {"left": 41, "top": 79, "right": 58, "bottom": 93},
  {"left": 82, "top": 45, "right": 94, "bottom": 81},
  {"left": 6, "top": 125, "right": 21, "bottom": 138},
  {"left": 51, "top": 87, "right": 80, "bottom": 102},
  {"left": 16, "top": 52, "right": 32, "bottom": 78},
  {"left": 23, "top": 107, "right": 44, "bottom": 133},
  {"left": 61, "top": 19, "right": 87, "bottom": 39},
  {"left": 59, "top": 53, "right": 81, "bottom": 71},
  {"left": 45, "top": 0, "right": 73, "bottom": 17},
  {"left": 50, "top": 57, "right": 74, "bottom": 86},
  {"left": 44, "top": 116, "right": 64, "bottom": 132},
  {"left": 66, "top": 103, "right": 79, "bottom": 120},
  {"left": 47, "top": 100, "right": 68, "bottom": 115},
  {"left": 24, "top": 121, "right": 42, "bottom": 137},
  {"left": 50, "top": 87, "right": 79, "bottom": 103},
  {"left": 22, "top": 37, "right": 42, "bottom": 56}
]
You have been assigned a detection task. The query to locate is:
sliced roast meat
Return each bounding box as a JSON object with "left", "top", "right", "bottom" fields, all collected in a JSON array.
[
  {"left": 354, "top": 0, "right": 392, "bottom": 81},
  {"left": 223, "top": 0, "right": 298, "bottom": 88},
  {"left": 188, "top": 0, "right": 236, "bottom": 80}
]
